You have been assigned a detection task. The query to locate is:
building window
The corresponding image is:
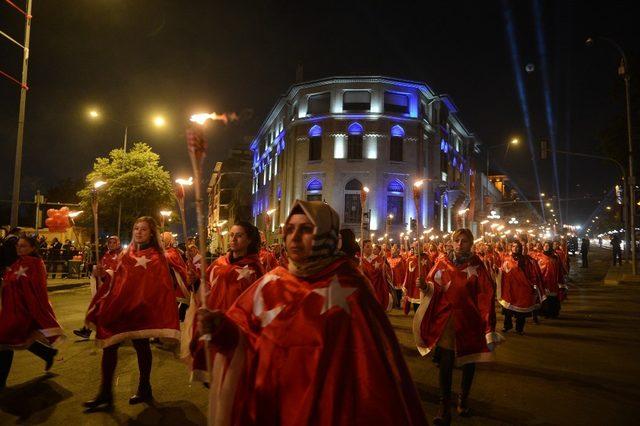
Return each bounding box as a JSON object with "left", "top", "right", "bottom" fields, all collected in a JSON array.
[
  {"left": 343, "top": 90, "right": 371, "bottom": 112},
  {"left": 347, "top": 122, "right": 363, "bottom": 160},
  {"left": 344, "top": 179, "right": 363, "bottom": 224},
  {"left": 390, "top": 125, "right": 404, "bottom": 162},
  {"left": 306, "top": 178, "right": 323, "bottom": 201},
  {"left": 308, "top": 125, "right": 322, "bottom": 161},
  {"left": 384, "top": 91, "right": 409, "bottom": 114},
  {"left": 307, "top": 92, "right": 330, "bottom": 115},
  {"left": 387, "top": 180, "right": 404, "bottom": 224}
]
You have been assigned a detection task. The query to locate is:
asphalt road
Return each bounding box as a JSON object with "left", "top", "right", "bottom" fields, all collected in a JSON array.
[{"left": 1, "top": 248, "right": 638, "bottom": 425}]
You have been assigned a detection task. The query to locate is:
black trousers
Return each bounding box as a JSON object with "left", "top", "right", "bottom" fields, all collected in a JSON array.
[
  {"left": 581, "top": 252, "right": 589, "bottom": 267},
  {"left": 503, "top": 309, "right": 527, "bottom": 333},
  {"left": 613, "top": 249, "right": 622, "bottom": 266},
  {"left": 0, "top": 341, "right": 57, "bottom": 387},
  {"left": 438, "top": 348, "right": 475, "bottom": 400},
  {"left": 98, "top": 338, "right": 152, "bottom": 396}
]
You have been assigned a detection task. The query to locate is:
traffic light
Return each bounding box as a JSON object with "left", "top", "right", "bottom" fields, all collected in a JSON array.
[{"left": 540, "top": 140, "right": 548, "bottom": 160}]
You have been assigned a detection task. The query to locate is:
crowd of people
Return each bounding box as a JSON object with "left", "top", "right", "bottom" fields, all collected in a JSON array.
[{"left": 0, "top": 199, "right": 579, "bottom": 425}]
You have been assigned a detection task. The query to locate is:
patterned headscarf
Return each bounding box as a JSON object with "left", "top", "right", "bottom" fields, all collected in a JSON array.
[{"left": 284, "top": 200, "right": 341, "bottom": 276}]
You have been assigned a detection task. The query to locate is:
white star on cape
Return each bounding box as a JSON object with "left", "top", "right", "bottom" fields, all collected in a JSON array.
[
  {"left": 313, "top": 276, "right": 357, "bottom": 314},
  {"left": 236, "top": 265, "right": 256, "bottom": 281},
  {"left": 14, "top": 265, "right": 28, "bottom": 279},
  {"left": 134, "top": 255, "right": 152, "bottom": 269},
  {"left": 373, "top": 261, "right": 381, "bottom": 270},
  {"left": 462, "top": 265, "right": 479, "bottom": 279},
  {"left": 252, "top": 274, "right": 283, "bottom": 327},
  {"left": 408, "top": 262, "right": 416, "bottom": 272}
]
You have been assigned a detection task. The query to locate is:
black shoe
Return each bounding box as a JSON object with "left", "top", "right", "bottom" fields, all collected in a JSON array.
[
  {"left": 45, "top": 348, "right": 59, "bottom": 371},
  {"left": 83, "top": 393, "right": 113, "bottom": 412},
  {"left": 457, "top": 394, "right": 471, "bottom": 417},
  {"left": 129, "top": 386, "right": 153, "bottom": 405},
  {"left": 73, "top": 328, "right": 92, "bottom": 339}
]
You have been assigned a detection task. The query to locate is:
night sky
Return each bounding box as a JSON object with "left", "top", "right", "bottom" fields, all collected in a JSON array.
[{"left": 0, "top": 0, "right": 635, "bottom": 227}]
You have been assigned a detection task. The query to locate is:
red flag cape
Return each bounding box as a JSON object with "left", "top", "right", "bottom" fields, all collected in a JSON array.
[
  {"left": 0, "top": 256, "right": 64, "bottom": 349},
  {"left": 414, "top": 254, "right": 501, "bottom": 365},
  {"left": 536, "top": 252, "right": 564, "bottom": 297},
  {"left": 206, "top": 258, "right": 427, "bottom": 425},
  {"left": 86, "top": 246, "right": 180, "bottom": 348},
  {"left": 188, "top": 253, "right": 264, "bottom": 382},
  {"left": 388, "top": 255, "right": 407, "bottom": 289},
  {"left": 360, "top": 254, "right": 392, "bottom": 311},
  {"left": 166, "top": 247, "right": 190, "bottom": 303},
  {"left": 499, "top": 255, "right": 542, "bottom": 312},
  {"left": 259, "top": 248, "right": 278, "bottom": 273},
  {"left": 402, "top": 254, "right": 431, "bottom": 311}
]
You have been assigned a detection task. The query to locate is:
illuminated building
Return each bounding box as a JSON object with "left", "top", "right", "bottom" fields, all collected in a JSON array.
[{"left": 250, "top": 76, "right": 482, "bottom": 238}]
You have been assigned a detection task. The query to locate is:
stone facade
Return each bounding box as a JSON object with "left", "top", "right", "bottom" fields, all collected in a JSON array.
[{"left": 250, "top": 76, "right": 481, "bottom": 241}]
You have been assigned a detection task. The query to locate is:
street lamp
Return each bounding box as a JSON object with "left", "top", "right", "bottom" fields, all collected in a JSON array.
[
  {"left": 175, "top": 177, "right": 193, "bottom": 244},
  {"left": 482, "top": 138, "right": 520, "bottom": 214},
  {"left": 160, "top": 210, "right": 172, "bottom": 232},
  {"left": 87, "top": 109, "right": 168, "bottom": 238},
  {"left": 360, "top": 186, "right": 370, "bottom": 244},
  {"left": 586, "top": 36, "right": 636, "bottom": 274},
  {"left": 91, "top": 181, "right": 106, "bottom": 275}
]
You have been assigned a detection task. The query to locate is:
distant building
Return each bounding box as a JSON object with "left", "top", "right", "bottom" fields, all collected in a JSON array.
[
  {"left": 207, "top": 148, "right": 253, "bottom": 250},
  {"left": 250, "top": 76, "right": 482, "bottom": 241}
]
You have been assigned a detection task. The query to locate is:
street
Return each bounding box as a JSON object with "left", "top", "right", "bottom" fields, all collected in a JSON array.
[{"left": 1, "top": 248, "right": 639, "bottom": 425}]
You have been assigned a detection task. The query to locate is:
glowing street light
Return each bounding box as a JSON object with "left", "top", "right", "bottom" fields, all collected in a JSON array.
[
  {"left": 175, "top": 177, "right": 194, "bottom": 186},
  {"left": 88, "top": 109, "right": 100, "bottom": 119},
  {"left": 510, "top": 138, "right": 519, "bottom": 145},
  {"left": 153, "top": 115, "right": 166, "bottom": 127},
  {"left": 94, "top": 180, "right": 107, "bottom": 189},
  {"left": 68, "top": 210, "right": 83, "bottom": 219}
]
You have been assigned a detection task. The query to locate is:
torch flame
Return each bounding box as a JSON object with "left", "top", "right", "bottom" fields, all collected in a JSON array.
[{"left": 190, "top": 112, "right": 239, "bottom": 125}]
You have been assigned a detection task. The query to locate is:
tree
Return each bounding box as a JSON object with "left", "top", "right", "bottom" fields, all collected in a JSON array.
[{"left": 77, "top": 143, "right": 174, "bottom": 238}]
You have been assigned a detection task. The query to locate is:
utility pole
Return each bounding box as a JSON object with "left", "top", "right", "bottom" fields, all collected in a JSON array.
[{"left": 9, "top": 0, "right": 33, "bottom": 228}]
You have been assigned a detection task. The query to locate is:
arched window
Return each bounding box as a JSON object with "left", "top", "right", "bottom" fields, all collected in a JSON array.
[
  {"left": 344, "top": 178, "right": 363, "bottom": 224},
  {"left": 390, "top": 125, "right": 404, "bottom": 162},
  {"left": 306, "top": 178, "right": 323, "bottom": 201},
  {"left": 347, "top": 122, "right": 363, "bottom": 160},
  {"left": 308, "top": 125, "right": 322, "bottom": 161},
  {"left": 387, "top": 179, "right": 404, "bottom": 224}
]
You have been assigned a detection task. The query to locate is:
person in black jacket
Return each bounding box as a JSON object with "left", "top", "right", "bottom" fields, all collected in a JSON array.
[
  {"left": 580, "top": 237, "right": 590, "bottom": 268},
  {"left": 0, "top": 228, "right": 21, "bottom": 275}
]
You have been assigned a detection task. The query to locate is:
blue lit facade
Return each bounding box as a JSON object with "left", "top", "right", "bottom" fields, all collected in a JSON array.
[{"left": 250, "top": 76, "right": 481, "bottom": 239}]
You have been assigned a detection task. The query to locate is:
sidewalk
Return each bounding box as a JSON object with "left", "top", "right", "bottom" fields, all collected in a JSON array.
[
  {"left": 602, "top": 260, "right": 640, "bottom": 285},
  {"left": 47, "top": 277, "right": 90, "bottom": 291}
]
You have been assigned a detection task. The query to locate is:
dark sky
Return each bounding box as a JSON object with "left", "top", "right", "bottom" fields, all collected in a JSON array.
[{"left": 0, "top": 0, "right": 636, "bottom": 227}]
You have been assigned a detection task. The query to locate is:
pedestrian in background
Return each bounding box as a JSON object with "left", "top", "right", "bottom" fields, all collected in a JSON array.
[
  {"left": 580, "top": 237, "right": 590, "bottom": 268},
  {"left": 611, "top": 235, "right": 622, "bottom": 266}
]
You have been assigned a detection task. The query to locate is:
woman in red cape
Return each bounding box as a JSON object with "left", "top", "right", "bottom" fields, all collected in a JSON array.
[
  {"left": 198, "top": 200, "right": 427, "bottom": 426},
  {"left": 499, "top": 240, "right": 542, "bottom": 334},
  {"left": 536, "top": 241, "right": 564, "bottom": 318},
  {"left": 187, "top": 221, "right": 264, "bottom": 383},
  {"left": 413, "top": 229, "right": 502, "bottom": 425},
  {"left": 0, "top": 235, "right": 64, "bottom": 389},
  {"left": 388, "top": 244, "right": 407, "bottom": 308},
  {"left": 162, "top": 232, "right": 190, "bottom": 323},
  {"left": 360, "top": 239, "right": 393, "bottom": 311},
  {"left": 83, "top": 217, "right": 180, "bottom": 411}
]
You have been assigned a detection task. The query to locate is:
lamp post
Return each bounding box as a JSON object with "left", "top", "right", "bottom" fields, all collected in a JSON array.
[
  {"left": 266, "top": 208, "right": 276, "bottom": 244},
  {"left": 586, "top": 36, "right": 636, "bottom": 274},
  {"left": 8, "top": 0, "right": 33, "bottom": 228},
  {"left": 87, "top": 109, "right": 167, "bottom": 238},
  {"left": 483, "top": 138, "right": 520, "bottom": 215},
  {"left": 160, "top": 210, "right": 172, "bottom": 233},
  {"left": 175, "top": 177, "right": 193, "bottom": 245},
  {"left": 91, "top": 181, "right": 106, "bottom": 276},
  {"left": 386, "top": 213, "right": 394, "bottom": 243},
  {"left": 359, "top": 186, "right": 369, "bottom": 245},
  {"left": 413, "top": 179, "right": 424, "bottom": 277}
]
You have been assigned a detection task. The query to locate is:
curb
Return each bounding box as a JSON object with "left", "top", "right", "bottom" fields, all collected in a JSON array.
[{"left": 47, "top": 282, "right": 89, "bottom": 292}]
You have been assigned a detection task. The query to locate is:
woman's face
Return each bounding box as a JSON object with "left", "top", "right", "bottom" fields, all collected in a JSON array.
[
  {"left": 284, "top": 214, "right": 314, "bottom": 263},
  {"left": 229, "top": 225, "right": 250, "bottom": 255},
  {"left": 17, "top": 238, "right": 35, "bottom": 256},
  {"left": 133, "top": 220, "right": 152, "bottom": 245}
]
